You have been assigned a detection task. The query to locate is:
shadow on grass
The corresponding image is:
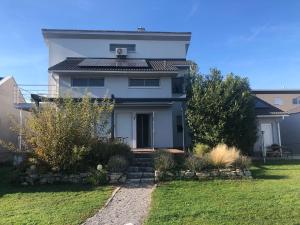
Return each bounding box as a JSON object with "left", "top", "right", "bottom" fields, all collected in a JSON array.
[{"left": 0, "top": 166, "right": 107, "bottom": 197}]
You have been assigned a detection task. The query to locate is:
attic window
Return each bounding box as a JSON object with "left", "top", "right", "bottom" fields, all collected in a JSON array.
[
  {"left": 109, "top": 44, "right": 136, "bottom": 52},
  {"left": 292, "top": 97, "right": 300, "bottom": 104},
  {"left": 274, "top": 97, "right": 283, "bottom": 105}
]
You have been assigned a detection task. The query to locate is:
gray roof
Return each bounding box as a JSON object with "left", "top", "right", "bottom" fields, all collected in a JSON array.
[
  {"left": 48, "top": 58, "right": 191, "bottom": 72},
  {"left": 42, "top": 29, "right": 191, "bottom": 41},
  {"left": 255, "top": 96, "right": 287, "bottom": 116},
  {"left": 253, "top": 89, "right": 300, "bottom": 94}
]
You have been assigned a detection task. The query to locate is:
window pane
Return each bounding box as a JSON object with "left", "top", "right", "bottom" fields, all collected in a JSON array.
[
  {"left": 72, "top": 78, "right": 88, "bottom": 87},
  {"left": 89, "top": 78, "right": 104, "bottom": 87},
  {"left": 292, "top": 98, "right": 297, "bottom": 104},
  {"left": 176, "top": 115, "right": 183, "bottom": 132},
  {"left": 145, "top": 79, "right": 159, "bottom": 86},
  {"left": 129, "top": 79, "right": 144, "bottom": 86},
  {"left": 110, "top": 44, "right": 136, "bottom": 52},
  {"left": 172, "top": 78, "right": 184, "bottom": 94}
]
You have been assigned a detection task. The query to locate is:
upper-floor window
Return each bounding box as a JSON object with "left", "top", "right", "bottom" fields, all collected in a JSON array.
[
  {"left": 109, "top": 44, "right": 136, "bottom": 52},
  {"left": 172, "top": 77, "right": 185, "bottom": 94},
  {"left": 129, "top": 78, "right": 159, "bottom": 87},
  {"left": 274, "top": 97, "right": 283, "bottom": 105},
  {"left": 71, "top": 78, "right": 104, "bottom": 87},
  {"left": 292, "top": 97, "right": 300, "bottom": 104}
]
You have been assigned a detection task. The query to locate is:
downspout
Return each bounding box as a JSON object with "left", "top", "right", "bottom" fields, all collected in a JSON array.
[
  {"left": 152, "top": 111, "right": 155, "bottom": 150},
  {"left": 181, "top": 102, "right": 185, "bottom": 151},
  {"left": 111, "top": 94, "right": 115, "bottom": 140}
]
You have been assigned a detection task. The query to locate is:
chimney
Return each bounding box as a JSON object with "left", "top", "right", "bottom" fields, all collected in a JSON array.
[{"left": 137, "top": 27, "right": 146, "bottom": 32}]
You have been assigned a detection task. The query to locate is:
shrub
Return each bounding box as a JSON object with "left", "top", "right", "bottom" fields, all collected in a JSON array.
[
  {"left": 193, "top": 143, "right": 211, "bottom": 157},
  {"left": 185, "top": 155, "right": 206, "bottom": 172},
  {"left": 235, "top": 155, "right": 251, "bottom": 169},
  {"left": 88, "top": 140, "right": 132, "bottom": 166},
  {"left": 5, "top": 96, "right": 113, "bottom": 172},
  {"left": 86, "top": 169, "right": 108, "bottom": 185},
  {"left": 107, "top": 155, "right": 129, "bottom": 173},
  {"left": 154, "top": 151, "right": 175, "bottom": 172},
  {"left": 209, "top": 144, "right": 240, "bottom": 168}
]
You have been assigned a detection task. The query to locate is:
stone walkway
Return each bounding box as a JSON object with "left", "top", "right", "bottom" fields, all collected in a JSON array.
[{"left": 83, "top": 183, "right": 155, "bottom": 225}]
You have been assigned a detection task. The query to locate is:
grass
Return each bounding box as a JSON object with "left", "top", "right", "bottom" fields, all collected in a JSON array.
[
  {"left": 0, "top": 166, "right": 113, "bottom": 225},
  {"left": 146, "top": 160, "right": 300, "bottom": 225}
]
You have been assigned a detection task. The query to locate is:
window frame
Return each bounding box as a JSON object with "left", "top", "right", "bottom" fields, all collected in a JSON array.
[
  {"left": 71, "top": 77, "right": 105, "bottom": 87},
  {"left": 109, "top": 43, "right": 136, "bottom": 53},
  {"left": 128, "top": 78, "right": 160, "bottom": 88}
]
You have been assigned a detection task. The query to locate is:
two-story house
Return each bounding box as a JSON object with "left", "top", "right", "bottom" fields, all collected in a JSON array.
[{"left": 41, "top": 28, "right": 191, "bottom": 149}]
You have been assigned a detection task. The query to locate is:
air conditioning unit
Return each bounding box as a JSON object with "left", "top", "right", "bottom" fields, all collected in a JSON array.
[{"left": 115, "top": 48, "right": 127, "bottom": 57}]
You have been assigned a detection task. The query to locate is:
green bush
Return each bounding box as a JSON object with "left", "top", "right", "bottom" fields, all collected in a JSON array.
[
  {"left": 88, "top": 139, "right": 132, "bottom": 166},
  {"left": 7, "top": 96, "right": 113, "bottom": 172},
  {"left": 193, "top": 143, "right": 211, "bottom": 157},
  {"left": 154, "top": 151, "right": 175, "bottom": 172},
  {"left": 86, "top": 169, "right": 108, "bottom": 185},
  {"left": 185, "top": 155, "right": 206, "bottom": 172},
  {"left": 235, "top": 155, "right": 251, "bottom": 169},
  {"left": 107, "top": 155, "right": 129, "bottom": 173}
]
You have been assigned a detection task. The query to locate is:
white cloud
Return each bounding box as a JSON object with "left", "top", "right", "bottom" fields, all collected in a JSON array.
[{"left": 186, "top": 1, "right": 199, "bottom": 20}]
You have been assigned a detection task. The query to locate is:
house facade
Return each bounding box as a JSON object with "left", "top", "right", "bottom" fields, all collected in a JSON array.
[
  {"left": 42, "top": 28, "right": 191, "bottom": 149},
  {"left": 253, "top": 90, "right": 300, "bottom": 156}
]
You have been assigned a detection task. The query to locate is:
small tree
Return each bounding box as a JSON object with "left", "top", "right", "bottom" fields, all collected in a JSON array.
[
  {"left": 186, "top": 68, "right": 257, "bottom": 154},
  {"left": 4, "top": 96, "right": 113, "bottom": 171}
]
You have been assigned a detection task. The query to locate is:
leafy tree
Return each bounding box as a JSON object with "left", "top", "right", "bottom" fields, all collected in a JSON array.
[{"left": 186, "top": 68, "right": 257, "bottom": 154}]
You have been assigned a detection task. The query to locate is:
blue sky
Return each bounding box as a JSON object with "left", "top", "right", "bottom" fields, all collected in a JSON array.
[{"left": 0, "top": 0, "right": 299, "bottom": 89}]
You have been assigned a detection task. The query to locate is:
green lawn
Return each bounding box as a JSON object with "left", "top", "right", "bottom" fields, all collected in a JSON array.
[
  {"left": 0, "top": 166, "right": 113, "bottom": 225},
  {"left": 146, "top": 161, "right": 300, "bottom": 225}
]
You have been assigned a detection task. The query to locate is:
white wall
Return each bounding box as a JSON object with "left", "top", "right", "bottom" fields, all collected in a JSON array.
[
  {"left": 48, "top": 38, "right": 188, "bottom": 67},
  {"left": 59, "top": 75, "right": 172, "bottom": 98},
  {"left": 114, "top": 107, "right": 173, "bottom": 148}
]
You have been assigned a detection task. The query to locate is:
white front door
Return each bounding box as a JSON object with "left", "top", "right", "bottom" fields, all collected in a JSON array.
[
  {"left": 261, "top": 123, "right": 273, "bottom": 148},
  {"left": 115, "top": 112, "right": 133, "bottom": 147}
]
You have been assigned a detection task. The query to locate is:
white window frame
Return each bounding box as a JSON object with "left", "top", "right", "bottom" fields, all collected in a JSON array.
[
  {"left": 128, "top": 78, "right": 160, "bottom": 89},
  {"left": 71, "top": 77, "right": 105, "bottom": 88}
]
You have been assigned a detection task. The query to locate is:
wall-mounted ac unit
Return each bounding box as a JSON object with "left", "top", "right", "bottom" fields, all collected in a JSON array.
[{"left": 115, "top": 48, "right": 127, "bottom": 57}]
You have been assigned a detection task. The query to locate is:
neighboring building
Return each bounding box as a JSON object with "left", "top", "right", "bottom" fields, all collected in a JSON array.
[
  {"left": 253, "top": 90, "right": 300, "bottom": 155},
  {"left": 41, "top": 28, "right": 191, "bottom": 149},
  {"left": 0, "top": 76, "right": 26, "bottom": 162}
]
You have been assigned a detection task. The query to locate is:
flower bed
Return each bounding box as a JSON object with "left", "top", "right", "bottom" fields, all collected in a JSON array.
[{"left": 155, "top": 168, "right": 252, "bottom": 182}]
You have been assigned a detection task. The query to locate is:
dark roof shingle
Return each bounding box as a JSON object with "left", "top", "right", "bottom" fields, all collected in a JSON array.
[{"left": 48, "top": 58, "right": 191, "bottom": 72}]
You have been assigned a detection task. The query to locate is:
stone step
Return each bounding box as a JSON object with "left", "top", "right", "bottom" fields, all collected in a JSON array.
[
  {"left": 140, "top": 178, "right": 155, "bottom": 183},
  {"left": 127, "top": 172, "right": 155, "bottom": 179},
  {"left": 127, "top": 172, "right": 143, "bottom": 179},
  {"left": 133, "top": 157, "right": 154, "bottom": 162},
  {"left": 131, "top": 161, "right": 154, "bottom": 167},
  {"left": 128, "top": 166, "right": 154, "bottom": 173},
  {"left": 133, "top": 153, "right": 154, "bottom": 159}
]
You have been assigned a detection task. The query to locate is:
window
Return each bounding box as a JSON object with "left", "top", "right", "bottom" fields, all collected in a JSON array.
[
  {"left": 176, "top": 115, "right": 183, "bottom": 132},
  {"left": 129, "top": 78, "right": 159, "bottom": 87},
  {"left": 109, "top": 44, "right": 136, "bottom": 52},
  {"left": 172, "top": 77, "right": 184, "bottom": 94},
  {"left": 292, "top": 97, "right": 300, "bottom": 104},
  {"left": 274, "top": 97, "right": 283, "bottom": 105},
  {"left": 71, "top": 78, "right": 104, "bottom": 87}
]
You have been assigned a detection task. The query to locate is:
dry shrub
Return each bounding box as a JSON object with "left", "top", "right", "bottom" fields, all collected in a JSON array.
[{"left": 209, "top": 144, "right": 240, "bottom": 168}]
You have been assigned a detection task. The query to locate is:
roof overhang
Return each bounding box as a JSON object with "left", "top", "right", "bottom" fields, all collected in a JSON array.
[{"left": 42, "top": 29, "right": 191, "bottom": 42}]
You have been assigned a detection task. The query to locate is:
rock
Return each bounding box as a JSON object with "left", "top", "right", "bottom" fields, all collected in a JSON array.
[
  {"left": 184, "top": 171, "right": 195, "bottom": 179},
  {"left": 109, "top": 173, "right": 123, "bottom": 184},
  {"left": 21, "top": 182, "right": 28, "bottom": 186},
  {"left": 40, "top": 177, "right": 48, "bottom": 184},
  {"left": 196, "top": 172, "right": 209, "bottom": 180}
]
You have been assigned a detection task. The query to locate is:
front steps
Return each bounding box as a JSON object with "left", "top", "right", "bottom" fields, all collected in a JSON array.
[{"left": 127, "top": 152, "right": 155, "bottom": 184}]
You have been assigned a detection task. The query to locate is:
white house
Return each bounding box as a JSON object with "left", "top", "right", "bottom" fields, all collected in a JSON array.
[{"left": 41, "top": 28, "right": 192, "bottom": 149}]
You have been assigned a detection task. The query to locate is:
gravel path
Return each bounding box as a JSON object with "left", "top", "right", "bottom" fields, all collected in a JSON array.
[{"left": 83, "top": 183, "right": 155, "bottom": 225}]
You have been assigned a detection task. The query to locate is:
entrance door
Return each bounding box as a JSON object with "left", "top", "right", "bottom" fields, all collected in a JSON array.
[
  {"left": 261, "top": 123, "right": 273, "bottom": 148},
  {"left": 136, "top": 114, "right": 150, "bottom": 148}
]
